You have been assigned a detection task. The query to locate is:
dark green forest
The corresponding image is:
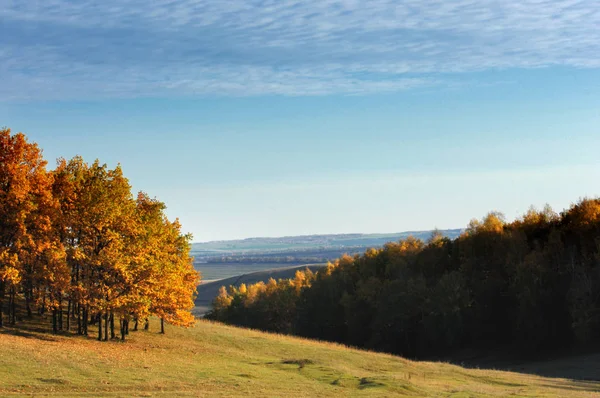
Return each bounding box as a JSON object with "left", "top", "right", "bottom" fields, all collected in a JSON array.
[{"left": 207, "top": 199, "right": 600, "bottom": 358}]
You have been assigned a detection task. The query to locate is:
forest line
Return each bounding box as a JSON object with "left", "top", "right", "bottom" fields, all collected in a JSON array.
[{"left": 208, "top": 199, "right": 600, "bottom": 358}]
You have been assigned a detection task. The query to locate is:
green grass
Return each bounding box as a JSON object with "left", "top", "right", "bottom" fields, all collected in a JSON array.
[{"left": 0, "top": 318, "right": 599, "bottom": 397}]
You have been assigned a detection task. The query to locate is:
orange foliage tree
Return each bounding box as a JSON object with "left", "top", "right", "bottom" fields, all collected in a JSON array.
[
  {"left": 0, "top": 129, "right": 200, "bottom": 340},
  {"left": 0, "top": 129, "right": 55, "bottom": 327}
]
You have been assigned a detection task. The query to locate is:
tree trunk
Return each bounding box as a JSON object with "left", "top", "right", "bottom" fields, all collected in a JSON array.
[
  {"left": 97, "top": 313, "right": 103, "bottom": 341},
  {"left": 0, "top": 281, "right": 4, "bottom": 328},
  {"left": 104, "top": 312, "right": 108, "bottom": 341},
  {"left": 58, "top": 299, "right": 63, "bottom": 331},
  {"left": 144, "top": 318, "right": 149, "bottom": 331},
  {"left": 74, "top": 265, "right": 80, "bottom": 334},
  {"left": 104, "top": 312, "right": 109, "bottom": 341},
  {"left": 7, "top": 288, "right": 12, "bottom": 325},
  {"left": 52, "top": 309, "right": 58, "bottom": 333},
  {"left": 110, "top": 312, "right": 115, "bottom": 339},
  {"left": 120, "top": 319, "right": 124, "bottom": 341},
  {"left": 41, "top": 293, "right": 46, "bottom": 315},
  {"left": 25, "top": 286, "right": 32, "bottom": 318},
  {"left": 10, "top": 286, "right": 16, "bottom": 325},
  {"left": 160, "top": 318, "right": 165, "bottom": 334},
  {"left": 6, "top": 289, "right": 11, "bottom": 326},
  {"left": 83, "top": 306, "right": 88, "bottom": 336},
  {"left": 66, "top": 300, "right": 71, "bottom": 332},
  {"left": 133, "top": 318, "right": 138, "bottom": 331},
  {"left": 77, "top": 304, "right": 82, "bottom": 335}
]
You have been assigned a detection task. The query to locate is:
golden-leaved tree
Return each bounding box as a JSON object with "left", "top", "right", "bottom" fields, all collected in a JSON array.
[
  {"left": 1, "top": 129, "right": 200, "bottom": 340},
  {"left": 0, "top": 129, "right": 56, "bottom": 327},
  {"left": 133, "top": 192, "right": 199, "bottom": 334}
]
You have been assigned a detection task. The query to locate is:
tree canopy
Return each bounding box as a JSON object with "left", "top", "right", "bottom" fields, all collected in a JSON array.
[
  {"left": 0, "top": 128, "right": 200, "bottom": 340},
  {"left": 208, "top": 199, "right": 600, "bottom": 358}
]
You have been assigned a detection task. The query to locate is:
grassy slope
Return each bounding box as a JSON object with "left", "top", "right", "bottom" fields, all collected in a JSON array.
[{"left": 1, "top": 319, "right": 599, "bottom": 397}]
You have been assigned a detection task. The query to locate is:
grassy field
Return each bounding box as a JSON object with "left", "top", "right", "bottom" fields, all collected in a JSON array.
[
  {"left": 1, "top": 318, "right": 599, "bottom": 397},
  {"left": 194, "top": 262, "right": 322, "bottom": 281}
]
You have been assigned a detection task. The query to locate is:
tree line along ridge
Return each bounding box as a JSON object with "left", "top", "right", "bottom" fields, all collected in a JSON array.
[{"left": 208, "top": 202, "right": 600, "bottom": 358}]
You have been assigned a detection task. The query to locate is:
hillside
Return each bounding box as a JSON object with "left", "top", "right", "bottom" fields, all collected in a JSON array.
[
  {"left": 194, "top": 264, "right": 325, "bottom": 315},
  {"left": 192, "top": 229, "right": 463, "bottom": 254},
  {"left": 191, "top": 230, "right": 464, "bottom": 275},
  {"left": 1, "top": 319, "right": 599, "bottom": 397}
]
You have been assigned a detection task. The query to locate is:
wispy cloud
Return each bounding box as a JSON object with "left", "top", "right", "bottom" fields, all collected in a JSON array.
[{"left": 1, "top": 0, "right": 599, "bottom": 99}]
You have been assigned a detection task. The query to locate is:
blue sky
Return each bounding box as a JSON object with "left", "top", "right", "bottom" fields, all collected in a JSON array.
[{"left": 1, "top": 1, "right": 600, "bottom": 241}]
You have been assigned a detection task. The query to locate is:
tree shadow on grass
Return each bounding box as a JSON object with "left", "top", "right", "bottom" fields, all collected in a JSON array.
[
  {"left": 0, "top": 327, "right": 60, "bottom": 342},
  {"left": 0, "top": 314, "right": 83, "bottom": 342},
  {"left": 444, "top": 349, "right": 600, "bottom": 388},
  {"left": 541, "top": 379, "right": 600, "bottom": 393}
]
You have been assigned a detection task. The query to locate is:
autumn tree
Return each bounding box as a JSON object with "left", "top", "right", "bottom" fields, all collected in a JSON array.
[
  {"left": 0, "top": 129, "right": 200, "bottom": 339},
  {"left": 0, "top": 129, "right": 55, "bottom": 328},
  {"left": 52, "top": 158, "right": 136, "bottom": 338},
  {"left": 141, "top": 199, "right": 199, "bottom": 335}
]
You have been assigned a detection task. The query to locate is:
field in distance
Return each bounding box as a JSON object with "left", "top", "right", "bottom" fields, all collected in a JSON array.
[
  {"left": 1, "top": 318, "right": 599, "bottom": 397},
  {"left": 192, "top": 229, "right": 463, "bottom": 281},
  {"left": 195, "top": 262, "right": 323, "bottom": 282}
]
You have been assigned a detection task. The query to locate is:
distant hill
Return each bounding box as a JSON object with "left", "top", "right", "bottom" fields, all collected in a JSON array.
[
  {"left": 192, "top": 229, "right": 463, "bottom": 255},
  {"left": 191, "top": 229, "right": 464, "bottom": 291},
  {"left": 194, "top": 264, "right": 325, "bottom": 316}
]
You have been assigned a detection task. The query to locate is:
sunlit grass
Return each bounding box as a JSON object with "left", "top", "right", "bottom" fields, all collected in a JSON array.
[{"left": 1, "top": 318, "right": 599, "bottom": 397}]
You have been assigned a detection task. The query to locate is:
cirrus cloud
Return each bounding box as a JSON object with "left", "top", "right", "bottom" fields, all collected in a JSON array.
[{"left": 1, "top": 0, "right": 599, "bottom": 100}]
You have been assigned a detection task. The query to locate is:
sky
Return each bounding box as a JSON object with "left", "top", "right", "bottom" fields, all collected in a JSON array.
[{"left": 1, "top": 1, "right": 600, "bottom": 242}]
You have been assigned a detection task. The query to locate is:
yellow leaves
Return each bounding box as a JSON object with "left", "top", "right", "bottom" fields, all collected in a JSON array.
[
  {"left": 564, "top": 198, "right": 600, "bottom": 228},
  {"left": 0, "top": 129, "right": 51, "bottom": 208},
  {"left": 238, "top": 283, "right": 247, "bottom": 294},
  {"left": 71, "top": 247, "right": 87, "bottom": 261},
  {"left": 0, "top": 267, "right": 21, "bottom": 285},
  {"left": 245, "top": 281, "right": 266, "bottom": 306},
  {"left": 0, "top": 249, "right": 19, "bottom": 267},
  {"left": 1, "top": 128, "right": 200, "bottom": 337},
  {"left": 165, "top": 309, "right": 196, "bottom": 327},
  {"left": 291, "top": 269, "right": 313, "bottom": 293},
  {"left": 398, "top": 236, "right": 424, "bottom": 252},
  {"left": 1, "top": 128, "right": 62, "bottom": 310},
  {"left": 266, "top": 277, "right": 278, "bottom": 291},
  {"left": 465, "top": 211, "right": 505, "bottom": 235},
  {"left": 0, "top": 245, "right": 21, "bottom": 285}
]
